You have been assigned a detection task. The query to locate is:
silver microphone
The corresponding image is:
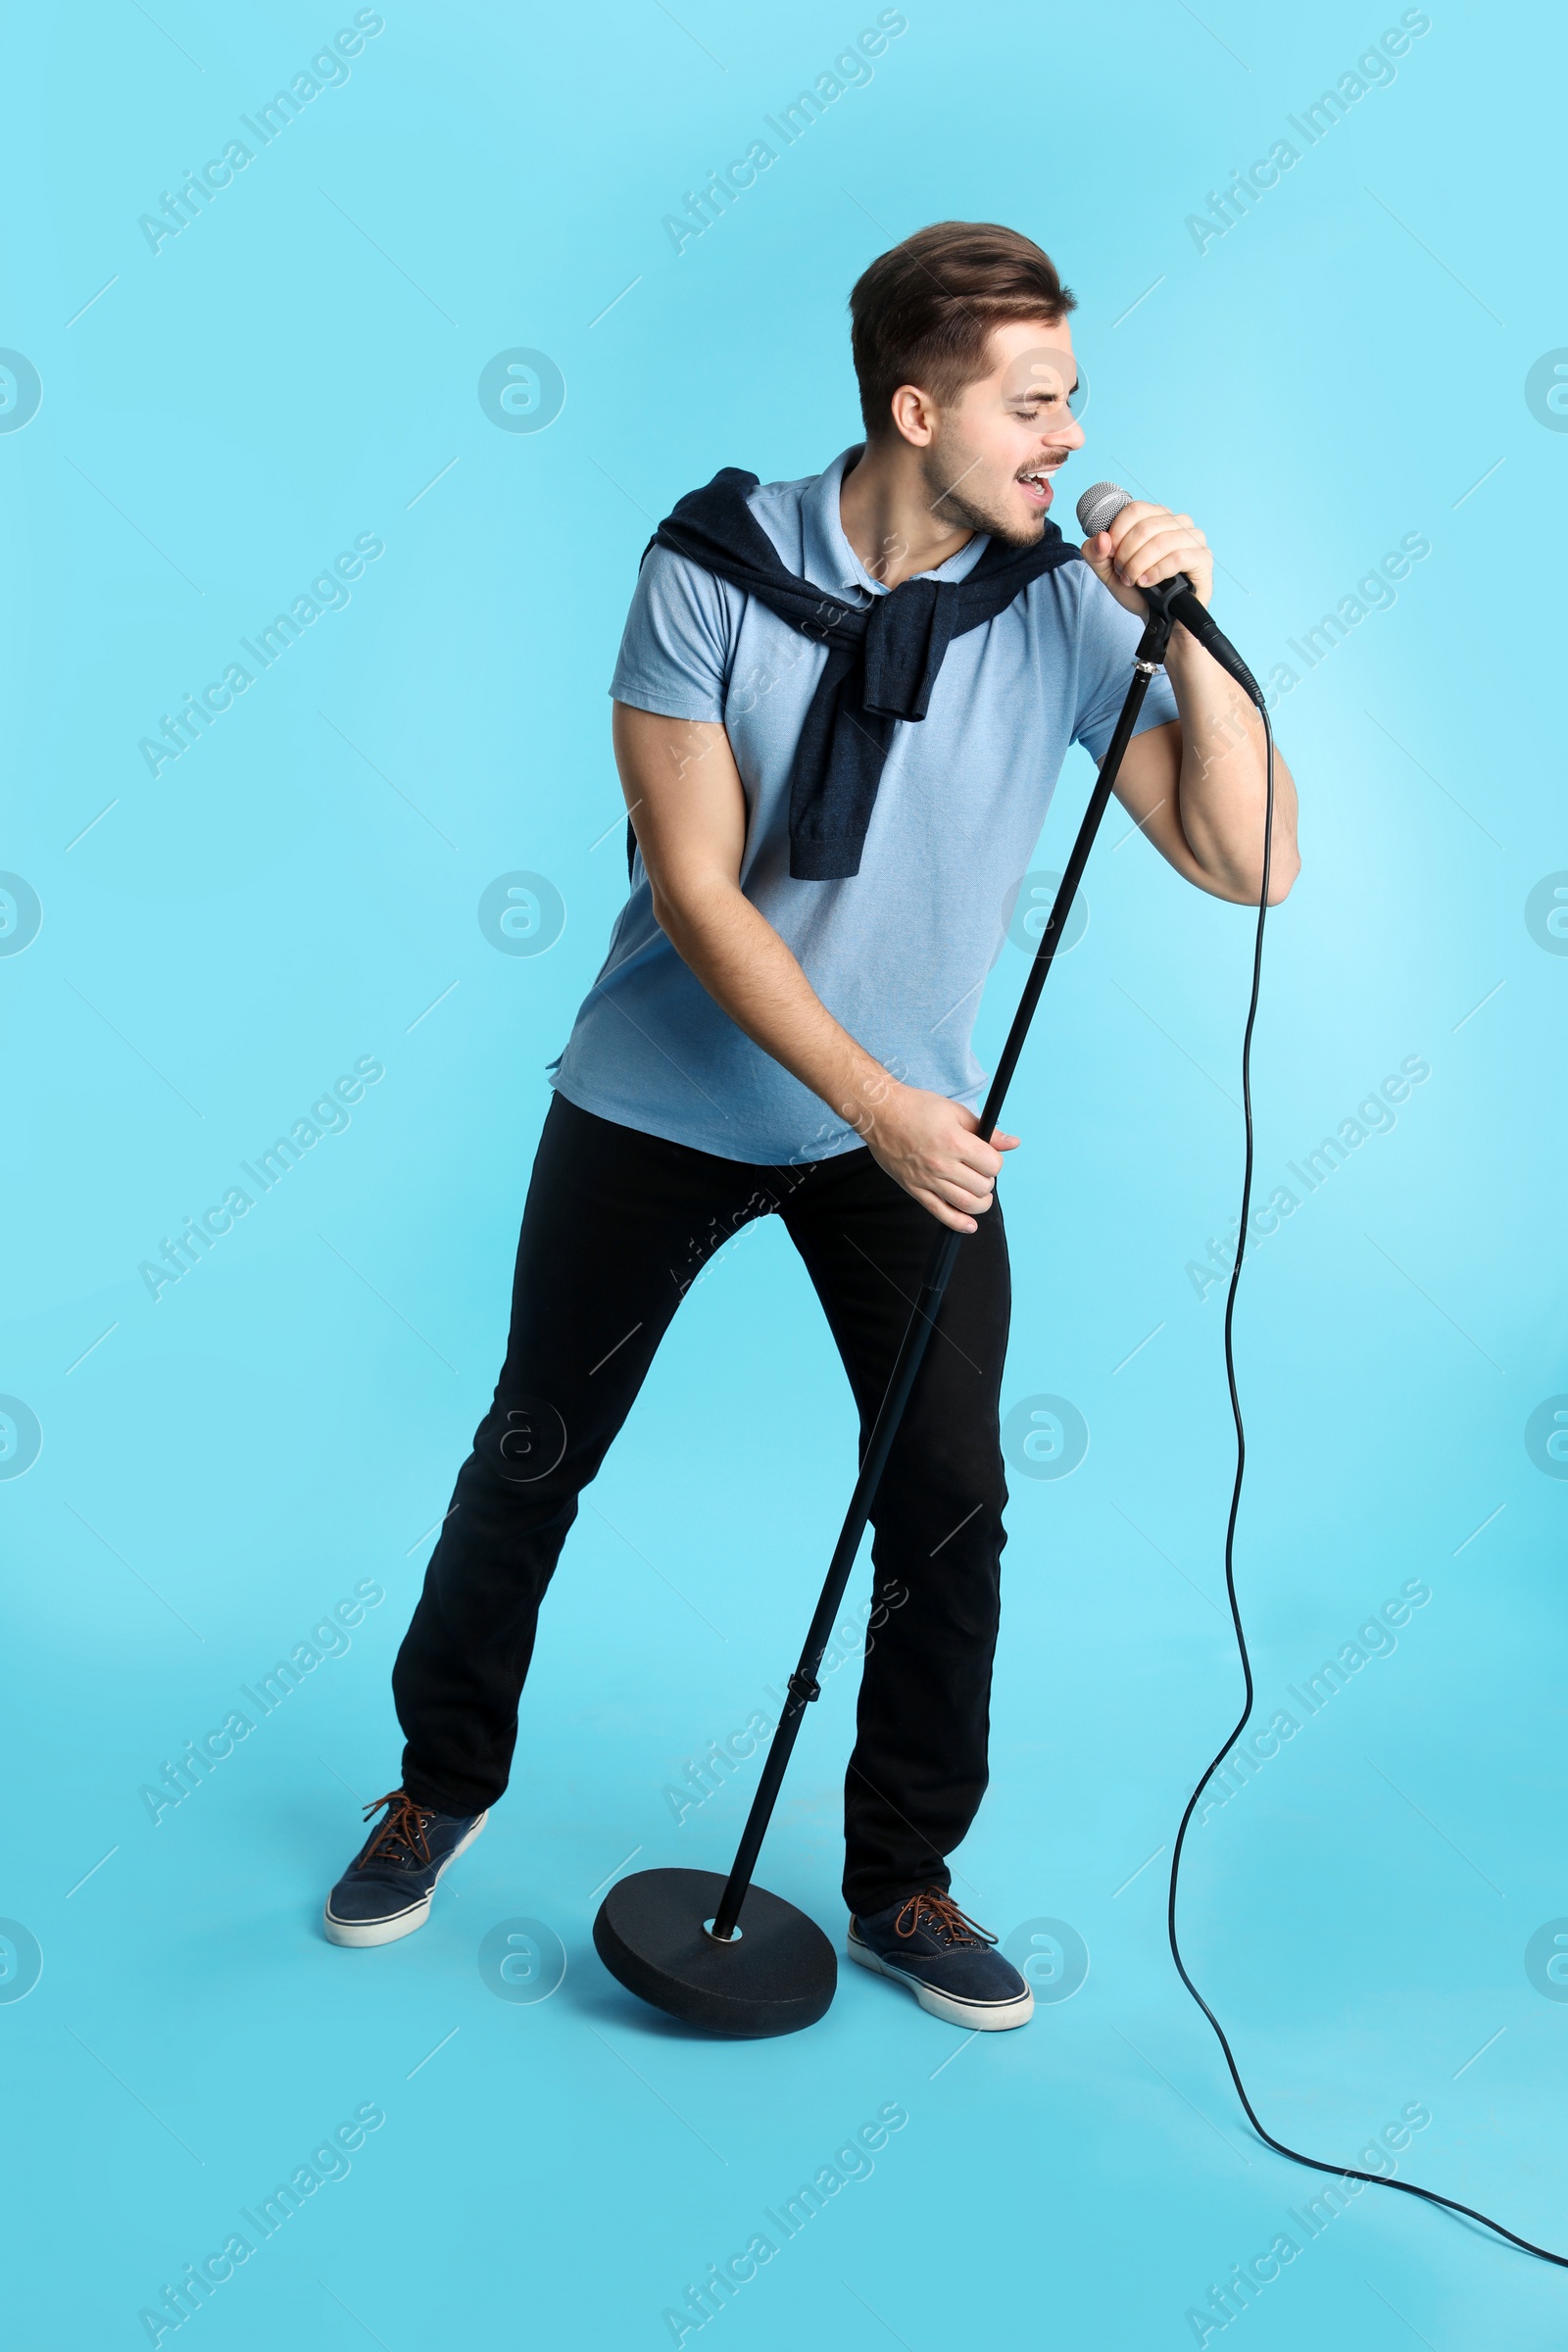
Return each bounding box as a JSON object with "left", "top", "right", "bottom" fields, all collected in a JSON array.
[{"left": 1075, "top": 480, "right": 1131, "bottom": 540}]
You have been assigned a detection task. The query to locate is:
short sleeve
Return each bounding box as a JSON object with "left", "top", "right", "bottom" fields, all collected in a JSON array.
[
  {"left": 609, "top": 542, "right": 738, "bottom": 723},
  {"left": 1070, "top": 571, "right": 1180, "bottom": 760}
]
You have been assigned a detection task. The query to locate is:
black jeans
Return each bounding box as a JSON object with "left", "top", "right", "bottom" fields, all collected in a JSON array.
[{"left": 392, "top": 1093, "right": 1011, "bottom": 1915}]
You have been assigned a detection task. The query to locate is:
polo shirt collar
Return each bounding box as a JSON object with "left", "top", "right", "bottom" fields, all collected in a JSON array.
[{"left": 803, "top": 444, "right": 993, "bottom": 602}]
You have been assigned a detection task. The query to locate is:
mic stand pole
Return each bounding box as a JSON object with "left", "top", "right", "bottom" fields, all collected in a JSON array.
[{"left": 594, "top": 590, "right": 1178, "bottom": 2034}]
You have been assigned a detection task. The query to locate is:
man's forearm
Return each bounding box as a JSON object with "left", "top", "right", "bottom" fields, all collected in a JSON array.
[
  {"left": 1166, "top": 630, "right": 1299, "bottom": 904},
  {"left": 651, "top": 872, "right": 890, "bottom": 1133}
]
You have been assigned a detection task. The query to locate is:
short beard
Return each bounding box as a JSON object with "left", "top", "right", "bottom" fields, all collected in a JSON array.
[{"left": 918, "top": 443, "right": 1049, "bottom": 549}]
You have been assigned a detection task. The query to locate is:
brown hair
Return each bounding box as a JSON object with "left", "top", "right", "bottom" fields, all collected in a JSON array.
[{"left": 849, "top": 220, "right": 1077, "bottom": 439}]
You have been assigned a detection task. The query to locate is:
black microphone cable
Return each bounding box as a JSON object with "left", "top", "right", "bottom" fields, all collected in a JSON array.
[{"left": 1165, "top": 705, "right": 1568, "bottom": 2269}]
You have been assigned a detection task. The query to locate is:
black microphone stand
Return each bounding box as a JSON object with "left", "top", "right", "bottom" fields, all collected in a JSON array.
[{"left": 594, "top": 588, "right": 1181, "bottom": 2034}]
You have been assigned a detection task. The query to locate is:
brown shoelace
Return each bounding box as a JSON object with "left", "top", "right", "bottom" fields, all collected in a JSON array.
[
  {"left": 359, "top": 1788, "right": 435, "bottom": 1869},
  {"left": 893, "top": 1889, "right": 998, "bottom": 1948}
]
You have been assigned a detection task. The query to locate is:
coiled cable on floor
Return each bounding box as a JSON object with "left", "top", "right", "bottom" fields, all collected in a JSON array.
[{"left": 1164, "top": 708, "right": 1567, "bottom": 2270}]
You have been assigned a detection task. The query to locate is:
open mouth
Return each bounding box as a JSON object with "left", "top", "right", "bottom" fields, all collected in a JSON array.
[{"left": 1016, "top": 465, "right": 1056, "bottom": 510}]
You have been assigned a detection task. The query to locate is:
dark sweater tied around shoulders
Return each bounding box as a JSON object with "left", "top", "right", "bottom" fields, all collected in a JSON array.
[{"left": 624, "top": 460, "right": 1082, "bottom": 882}]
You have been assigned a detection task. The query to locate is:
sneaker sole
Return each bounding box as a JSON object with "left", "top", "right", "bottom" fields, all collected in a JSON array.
[
  {"left": 322, "top": 1811, "right": 489, "bottom": 1948},
  {"left": 847, "top": 1929, "right": 1035, "bottom": 2030}
]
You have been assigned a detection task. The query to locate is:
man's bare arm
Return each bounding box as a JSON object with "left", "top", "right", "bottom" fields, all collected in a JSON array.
[
  {"left": 612, "top": 703, "right": 1017, "bottom": 1233},
  {"left": 1109, "top": 692, "right": 1299, "bottom": 906},
  {"left": 1080, "top": 501, "right": 1300, "bottom": 905}
]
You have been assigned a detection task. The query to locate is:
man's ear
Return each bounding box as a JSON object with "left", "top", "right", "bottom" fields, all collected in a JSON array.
[{"left": 888, "top": 384, "right": 936, "bottom": 447}]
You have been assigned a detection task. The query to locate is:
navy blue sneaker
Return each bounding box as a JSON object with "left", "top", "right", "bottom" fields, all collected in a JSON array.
[
  {"left": 323, "top": 1788, "right": 487, "bottom": 1947},
  {"left": 848, "top": 1888, "right": 1033, "bottom": 2029}
]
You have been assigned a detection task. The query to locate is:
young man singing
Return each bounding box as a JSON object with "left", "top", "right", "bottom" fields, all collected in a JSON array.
[{"left": 325, "top": 220, "right": 1299, "bottom": 2029}]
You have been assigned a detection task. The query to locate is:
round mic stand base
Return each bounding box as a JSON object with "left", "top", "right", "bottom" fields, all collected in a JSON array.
[{"left": 592, "top": 1867, "right": 836, "bottom": 2037}]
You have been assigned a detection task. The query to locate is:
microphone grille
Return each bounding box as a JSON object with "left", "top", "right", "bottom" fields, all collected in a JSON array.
[{"left": 1075, "top": 480, "right": 1130, "bottom": 539}]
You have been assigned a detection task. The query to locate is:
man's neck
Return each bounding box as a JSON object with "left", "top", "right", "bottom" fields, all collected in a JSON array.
[{"left": 838, "top": 437, "right": 975, "bottom": 591}]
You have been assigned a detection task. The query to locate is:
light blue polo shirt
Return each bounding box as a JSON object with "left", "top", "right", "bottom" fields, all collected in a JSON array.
[{"left": 551, "top": 445, "right": 1179, "bottom": 1164}]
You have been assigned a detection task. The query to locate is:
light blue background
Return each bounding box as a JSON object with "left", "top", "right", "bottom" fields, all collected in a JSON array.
[{"left": 3, "top": 3, "right": 1565, "bottom": 2346}]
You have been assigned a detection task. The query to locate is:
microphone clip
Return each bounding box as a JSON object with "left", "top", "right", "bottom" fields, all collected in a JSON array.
[{"left": 1133, "top": 575, "right": 1184, "bottom": 668}]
